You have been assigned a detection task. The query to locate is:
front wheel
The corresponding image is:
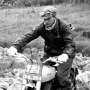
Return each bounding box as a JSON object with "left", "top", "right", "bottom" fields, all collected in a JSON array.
[
  {"left": 36, "top": 81, "right": 41, "bottom": 90},
  {"left": 24, "top": 87, "right": 34, "bottom": 90}
]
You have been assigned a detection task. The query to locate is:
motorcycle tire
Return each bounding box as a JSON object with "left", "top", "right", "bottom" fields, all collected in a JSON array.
[
  {"left": 70, "top": 67, "right": 78, "bottom": 90},
  {"left": 25, "top": 87, "right": 34, "bottom": 90}
]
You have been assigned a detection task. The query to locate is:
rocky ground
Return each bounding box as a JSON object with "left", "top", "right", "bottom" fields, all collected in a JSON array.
[{"left": 0, "top": 47, "right": 89, "bottom": 90}]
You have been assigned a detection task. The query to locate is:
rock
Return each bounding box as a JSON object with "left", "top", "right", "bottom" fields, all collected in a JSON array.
[
  {"left": 7, "top": 83, "right": 22, "bottom": 90},
  {"left": 0, "top": 82, "right": 9, "bottom": 89},
  {"left": 23, "top": 48, "right": 31, "bottom": 54},
  {"left": 0, "top": 88, "right": 4, "bottom": 90},
  {"left": 83, "top": 64, "right": 90, "bottom": 72}
]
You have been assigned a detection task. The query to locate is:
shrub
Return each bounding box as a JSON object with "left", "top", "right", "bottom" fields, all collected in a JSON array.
[{"left": 81, "top": 31, "right": 90, "bottom": 39}]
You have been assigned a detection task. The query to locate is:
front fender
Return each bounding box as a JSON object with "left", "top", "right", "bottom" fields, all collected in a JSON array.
[{"left": 42, "top": 65, "right": 56, "bottom": 82}]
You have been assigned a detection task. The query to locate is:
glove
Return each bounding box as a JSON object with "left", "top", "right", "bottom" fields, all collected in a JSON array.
[
  {"left": 58, "top": 53, "right": 68, "bottom": 63},
  {"left": 7, "top": 46, "right": 17, "bottom": 55}
]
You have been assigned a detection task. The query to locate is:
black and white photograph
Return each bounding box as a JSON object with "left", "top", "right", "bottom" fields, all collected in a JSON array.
[{"left": 0, "top": 0, "right": 90, "bottom": 90}]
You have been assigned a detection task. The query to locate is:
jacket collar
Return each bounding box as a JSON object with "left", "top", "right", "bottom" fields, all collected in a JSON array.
[
  {"left": 42, "top": 18, "right": 59, "bottom": 33},
  {"left": 53, "top": 18, "right": 59, "bottom": 31}
]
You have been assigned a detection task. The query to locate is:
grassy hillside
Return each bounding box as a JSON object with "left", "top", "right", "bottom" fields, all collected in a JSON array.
[{"left": 0, "top": 4, "right": 90, "bottom": 55}]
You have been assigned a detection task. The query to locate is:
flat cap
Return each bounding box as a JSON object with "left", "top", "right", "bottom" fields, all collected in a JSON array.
[{"left": 40, "top": 6, "right": 57, "bottom": 19}]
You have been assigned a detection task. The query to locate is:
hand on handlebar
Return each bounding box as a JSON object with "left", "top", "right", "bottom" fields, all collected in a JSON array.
[
  {"left": 58, "top": 54, "right": 69, "bottom": 63},
  {"left": 7, "top": 46, "right": 17, "bottom": 56},
  {"left": 43, "top": 54, "right": 68, "bottom": 66}
]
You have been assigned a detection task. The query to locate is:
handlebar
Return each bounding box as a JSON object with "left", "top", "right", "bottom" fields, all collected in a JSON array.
[
  {"left": 43, "top": 57, "right": 57, "bottom": 63},
  {"left": 43, "top": 57, "right": 63, "bottom": 66},
  {"left": 8, "top": 52, "right": 33, "bottom": 63},
  {"left": 43, "top": 57, "right": 63, "bottom": 63},
  {"left": 8, "top": 52, "right": 63, "bottom": 66}
]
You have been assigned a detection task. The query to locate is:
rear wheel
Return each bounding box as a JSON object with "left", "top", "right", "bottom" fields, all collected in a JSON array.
[{"left": 70, "top": 67, "right": 78, "bottom": 90}]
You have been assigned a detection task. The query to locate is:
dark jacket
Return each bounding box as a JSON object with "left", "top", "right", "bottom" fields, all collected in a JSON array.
[{"left": 13, "top": 18, "right": 75, "bottom": 57}]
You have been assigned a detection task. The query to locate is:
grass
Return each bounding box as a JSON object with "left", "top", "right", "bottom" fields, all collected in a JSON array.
[{"left": 0, "top": 6, "right": 45, "bottom": 48}]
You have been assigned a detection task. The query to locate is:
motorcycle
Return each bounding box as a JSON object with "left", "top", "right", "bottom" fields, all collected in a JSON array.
[
  {"left": 16, "top": 55, "right": 77, "bottom": 90},
  {"left": 1, "top": 53, "right": 77, "bottom": 90}
]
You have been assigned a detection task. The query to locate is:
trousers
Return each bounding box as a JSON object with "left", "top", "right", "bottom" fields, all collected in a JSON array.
[{"left": 41, "top": 53, "right": 73, "bottom": 90}]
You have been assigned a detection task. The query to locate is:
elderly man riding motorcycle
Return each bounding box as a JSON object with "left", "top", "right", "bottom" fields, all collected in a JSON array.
[{"left": 7, "top": 6, "right": 76, "bottom": 90}]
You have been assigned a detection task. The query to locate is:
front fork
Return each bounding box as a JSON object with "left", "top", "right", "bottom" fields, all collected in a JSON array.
[
  {"left": 24, "top": 80, "right": 42, "bottom": 90},
  {"left": 36, "top": 81, "right": 41, "bottom": 90}
]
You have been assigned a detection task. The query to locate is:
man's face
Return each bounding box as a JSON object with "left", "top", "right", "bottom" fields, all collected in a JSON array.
[{"left": 43, "top": 16, "right": 55, "bottom": 29}]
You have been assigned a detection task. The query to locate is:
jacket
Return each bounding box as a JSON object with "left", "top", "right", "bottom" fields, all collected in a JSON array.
[{"left": 13, "top": 18, "right": 75, "bottom": 57}]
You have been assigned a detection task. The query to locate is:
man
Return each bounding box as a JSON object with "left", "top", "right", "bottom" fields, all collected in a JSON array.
[{"left": 7, "top": 6, "right": 75, "bottom": 90}]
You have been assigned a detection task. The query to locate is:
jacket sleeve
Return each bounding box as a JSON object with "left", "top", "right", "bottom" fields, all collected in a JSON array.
[
  {"left": 62, "top": 23, "right": 75, "bottom": 58},
  {"left": 13, "top": 26, "right": 41, "bottom": 50}
]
